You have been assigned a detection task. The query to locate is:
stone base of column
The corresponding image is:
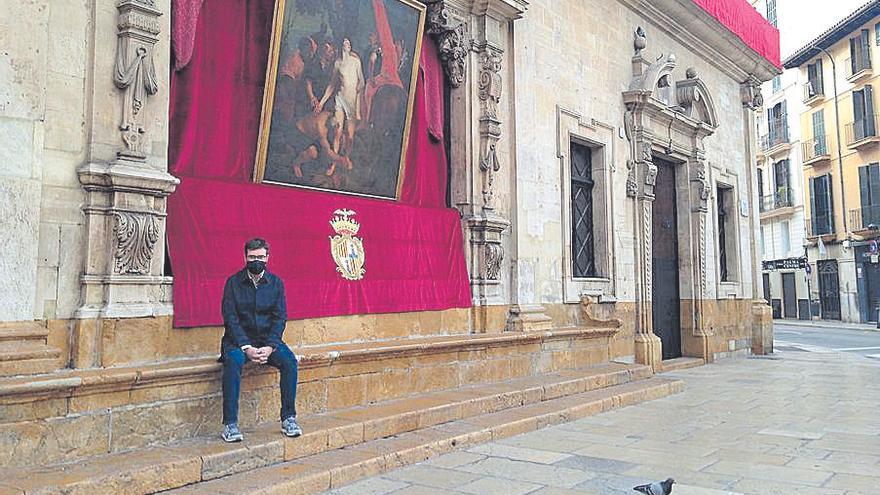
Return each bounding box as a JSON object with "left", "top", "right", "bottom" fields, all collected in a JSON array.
[
  {"left": 634, "top": 332, "right": 663, "bottom": 372},
  {"left": 751, "top": 301, "right": 773, "bottom": 355},
  {"left": 506, "top": 304, "right": 553, "bottom": 332}
]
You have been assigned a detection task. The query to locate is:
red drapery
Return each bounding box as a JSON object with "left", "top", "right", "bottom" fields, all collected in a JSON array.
[
  {"left": 692, "top": 0, "right": 781, "bottom": 68},
  {"left": 168, "top": 0, "right": 470, "bottom": 327}
]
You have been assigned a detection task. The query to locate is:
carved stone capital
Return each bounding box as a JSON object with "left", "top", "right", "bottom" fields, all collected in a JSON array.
[
  {"left": 689, "top": 155, "right": 711, "bottom": 212},
  {"left": 114, "top": 0, "right": 162, "bottom": 160},
  {"left": 740, "top": 77, "right": 764, "bottom": 110},
  {"left": 425, "top": 0, "right": 469, "bottom": 88}
]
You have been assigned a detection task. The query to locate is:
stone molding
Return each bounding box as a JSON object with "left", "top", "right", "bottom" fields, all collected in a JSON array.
[
  {"left": 114, "top": 0, "right": 162, "bottom": 160},
  {"left": 617, "top": 0, "right": 777, "bottom": 82},
  {"left": 556, "top": 106, "right": 619, "bottom": 303}
]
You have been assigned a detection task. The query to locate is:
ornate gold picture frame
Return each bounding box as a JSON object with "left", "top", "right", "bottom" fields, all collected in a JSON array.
[{"left": 254, "top": 0, "right": 426, "bottom": 201}]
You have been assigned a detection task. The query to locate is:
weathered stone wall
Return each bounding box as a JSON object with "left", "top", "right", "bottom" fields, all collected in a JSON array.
[
  {"left": 511, "top": 0, "right": 756, "bottom": 307},
  {"left": 1, "top": 0, "right": 172, "bottom": 324}
]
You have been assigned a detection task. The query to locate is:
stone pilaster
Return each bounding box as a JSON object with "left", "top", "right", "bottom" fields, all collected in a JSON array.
[
  {"left": 688, "top": 153, "right": 713, "bottom": 362},
  {"left": 632, "top": 138, "right": 663, "bottom": 370},
  {"left": 74, "top": 0, "right": 178, "bottom": 353},
  {"left": 435, "top": 0, "right": 525, "bottom": 324}
]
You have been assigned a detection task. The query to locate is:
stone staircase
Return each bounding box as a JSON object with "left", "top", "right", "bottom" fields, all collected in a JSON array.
[
  {"left": 0, "top": 322, "right": 63, "bottom": 377},
  {"left": 0, "top": 362, "right": 682, "bottom": 494}
]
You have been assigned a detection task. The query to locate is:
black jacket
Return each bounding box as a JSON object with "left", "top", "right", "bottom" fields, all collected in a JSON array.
[{"left": 221, "top": 268, "right": 287, "bottom": 353}]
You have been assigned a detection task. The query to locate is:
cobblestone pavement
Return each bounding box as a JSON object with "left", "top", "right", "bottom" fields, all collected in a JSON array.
[{"left": 321, "top": 348, "right": 880, "bottom": 495}]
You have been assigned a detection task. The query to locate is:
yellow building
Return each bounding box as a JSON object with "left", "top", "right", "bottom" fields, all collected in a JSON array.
[{"left": 785, "top": 0, "right": 880, "bottom": 322}]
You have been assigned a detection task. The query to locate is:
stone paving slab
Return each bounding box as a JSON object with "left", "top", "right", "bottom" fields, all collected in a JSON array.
[{"left": 323, "top": 348, "right": 880, "bottom": 495}]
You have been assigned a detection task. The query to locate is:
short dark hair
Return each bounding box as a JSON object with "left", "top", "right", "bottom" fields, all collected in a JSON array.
[{"left": 244, "top": 238, "right": 269, "bottom": 254}]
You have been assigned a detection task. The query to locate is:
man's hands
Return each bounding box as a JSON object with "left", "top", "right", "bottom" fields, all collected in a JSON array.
[{"left": 244, "top": 346, "right": 274, "bottom": 364}]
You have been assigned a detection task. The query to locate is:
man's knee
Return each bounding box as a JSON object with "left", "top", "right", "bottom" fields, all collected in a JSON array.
[
  {"left": 224, "top": 348, "right": 247, "bottom": 370},
  {"left": 272, "top": 346, "right": 298, "bottom": 371}
]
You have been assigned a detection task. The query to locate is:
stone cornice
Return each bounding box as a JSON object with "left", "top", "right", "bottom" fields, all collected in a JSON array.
[
  {"left": 449, "top": 0, "right": 528, "bottom": 20},
  {"left": 618, "top": 0, "right": 779, "bottom": 83}
]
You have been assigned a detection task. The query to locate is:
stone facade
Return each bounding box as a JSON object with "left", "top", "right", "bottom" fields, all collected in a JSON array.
[{"left": 0, "top": 0, "right": 777, "bottom": 469}]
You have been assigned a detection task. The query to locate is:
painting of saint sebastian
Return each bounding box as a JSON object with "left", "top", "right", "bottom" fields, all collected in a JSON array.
[{"left": 254, "top": 0, "right": 425, "bottom": 200}]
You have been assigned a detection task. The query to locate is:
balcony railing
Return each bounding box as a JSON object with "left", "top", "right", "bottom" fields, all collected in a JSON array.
[
  {"left": 845, "top": 113, "right": 878, "bottom": 145},
  {"left": 761, "top": 120, "right": 790, "bottom": 151},
  {"left": 805, "top": 215, "right": 834, "bottom": 237},
  {"left": 846, "top": 54, "right": 872, "bottom": 79},
  {"left": 802, "top": 135, "right": 830, "bottom": 163},
  {"left": 760, "top": 186, "right": 793, "bottom": 213},
  {"left": 851, "top": 206, "right": 880, "bottom": 231},
  {"left": 803, "top": 80, "right": 824, "bottom": 102}
]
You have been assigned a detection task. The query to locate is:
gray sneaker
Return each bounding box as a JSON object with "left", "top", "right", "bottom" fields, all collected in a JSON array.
[
  {"left": 281, "top": 416, "right": 302, "bottom": 437},
  {"left": 221, "top": 423, "right": 243, "bottom": 442}
]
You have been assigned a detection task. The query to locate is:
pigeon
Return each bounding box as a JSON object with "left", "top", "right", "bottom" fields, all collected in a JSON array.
[{"left": 633, "top": 478, "right": 675, "bottom": 495}]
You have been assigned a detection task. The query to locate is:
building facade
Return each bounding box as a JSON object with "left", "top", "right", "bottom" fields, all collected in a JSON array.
[
  {"left": 0, "top": 0, "right": 777, "bottom": 472},
  {"left": 785, "top": 0, "right": 880, "bottom": 323},
  {"left": 751, "top": 0, "right": 811, "bottom": 321}
]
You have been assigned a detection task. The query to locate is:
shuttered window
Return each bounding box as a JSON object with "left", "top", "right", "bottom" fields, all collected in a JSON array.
[
  {"left": 850, "top": 29, "right": 872, "bottom": 73},
  {"left": 807, "top": 59, "right": 824, "bottom": 96},
  {"left": 858, "top": 163, "right": 880, "bottom": 226},
  {"left": 812, "top": 110, "right": 826, "bottom": 154},
  {"left": 766, "top": 0, "right": 777, "bottom": 27},
  {"left": 853, "top": 85, "right": 876, "bottom": 140},
  {"left": 571, "top": 141, "right": 596, "bottom": 278},
  {"left": 809, "top": 174, "right": 834, "bottom": 235}
]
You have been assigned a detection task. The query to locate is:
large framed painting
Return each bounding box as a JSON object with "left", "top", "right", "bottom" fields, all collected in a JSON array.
[{"left": 254, "top": 0, "right": 426, "bottom": 200}]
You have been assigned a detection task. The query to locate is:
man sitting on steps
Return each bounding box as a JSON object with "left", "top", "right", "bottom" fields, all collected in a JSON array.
[{"left": 219, "top": 237, "right": 302, "bottom": 442}]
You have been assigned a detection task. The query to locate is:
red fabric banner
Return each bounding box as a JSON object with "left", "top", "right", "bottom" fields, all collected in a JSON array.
[
  {"left": 168, "top": 0, "right": 471, "bottom": 327},
  {"left": 691, "top": 0, "right": 781, "bottom": 68}
]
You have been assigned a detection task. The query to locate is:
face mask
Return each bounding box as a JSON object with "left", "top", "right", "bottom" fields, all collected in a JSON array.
[{"left": 246, "top": 260, "right": 266, "bottom": 275}]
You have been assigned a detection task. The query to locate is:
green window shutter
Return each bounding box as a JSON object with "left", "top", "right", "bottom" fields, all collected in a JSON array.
[
  {"left": 866, "top": 85, "right": 875, "bottom": 135},
  {"left": 860, "top": 165, "right": 871, "bottom": 209},
  {"left": 809, "top": 176, "right": 818, "bottom": 234},
  {"left": 825, "top": 175, "right": 835, "bottom": 233},
  {"left": 816, "top": 59, "right": 824, "bottom": 93},
  {"left": 813, "top": 110, "right": 826, "bottom": 153}
]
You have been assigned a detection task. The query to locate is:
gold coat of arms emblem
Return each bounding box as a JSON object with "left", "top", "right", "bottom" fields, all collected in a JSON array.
[{"left": 329, "top": 209, "right": 365, "bottom": 281}]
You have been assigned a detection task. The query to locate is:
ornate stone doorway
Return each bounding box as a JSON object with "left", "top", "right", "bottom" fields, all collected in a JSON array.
[{"left": 623, "top": 28, "right": 719, "bottom": 370}]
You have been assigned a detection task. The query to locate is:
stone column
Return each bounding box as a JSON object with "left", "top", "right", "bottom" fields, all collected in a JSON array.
[
  {"left": 73, "top": 0, "right": 178, "bottom": 367},
  {"left": 741, "top": 77, "right": 773, "bottom": 355}
]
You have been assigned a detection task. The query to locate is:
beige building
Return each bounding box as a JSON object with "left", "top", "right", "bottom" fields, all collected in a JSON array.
[
  {"left": 0, "top": 0, "right": 777, "bottom": 489},
  {"left": 785, "top": 0, "right": 880, "bottom": 323}
]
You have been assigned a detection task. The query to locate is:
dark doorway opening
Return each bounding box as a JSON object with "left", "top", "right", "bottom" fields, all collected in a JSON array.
[
  {"left": 818, "top": 259, "right": 841, "bottom": 320},
  {"left": 651, "top": 157, "right": 682, "bottom": 360},
  {"left": 782, "top": 272, "right": 797, "bottom": 318}
]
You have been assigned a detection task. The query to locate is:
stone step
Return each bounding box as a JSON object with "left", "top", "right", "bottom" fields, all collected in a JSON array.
[
  {"left": 0, "top": 341, "right": 62, "bottom": 378},
  {"left": 659, "top": 357, "right": 704, "bottom": 373},
  {"left": 0, "top": 362, "right": 670, "bottom": 494},
  {"left": 0, "top": 323, "right": 49, "bottom": 343},
  {"left": 162, "top": 377, "right": 683, "bottom": 495}
]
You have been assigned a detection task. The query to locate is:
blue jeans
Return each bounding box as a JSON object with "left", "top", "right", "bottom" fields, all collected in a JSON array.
[{"left": 222, "top": 343, "right": 298, "bottom": 425}]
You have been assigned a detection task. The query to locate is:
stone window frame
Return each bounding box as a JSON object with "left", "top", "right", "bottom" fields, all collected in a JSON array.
[
  {"left": 713, "top": 167, "right": 743, "bottom": 298},
  {"left": 556, "top": 106, "right": 618, "bottom": 304}
]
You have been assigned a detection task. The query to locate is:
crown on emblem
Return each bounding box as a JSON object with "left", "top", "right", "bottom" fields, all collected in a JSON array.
[{"left": 330, "top": 209, "right": 360, "bottom": 235}]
